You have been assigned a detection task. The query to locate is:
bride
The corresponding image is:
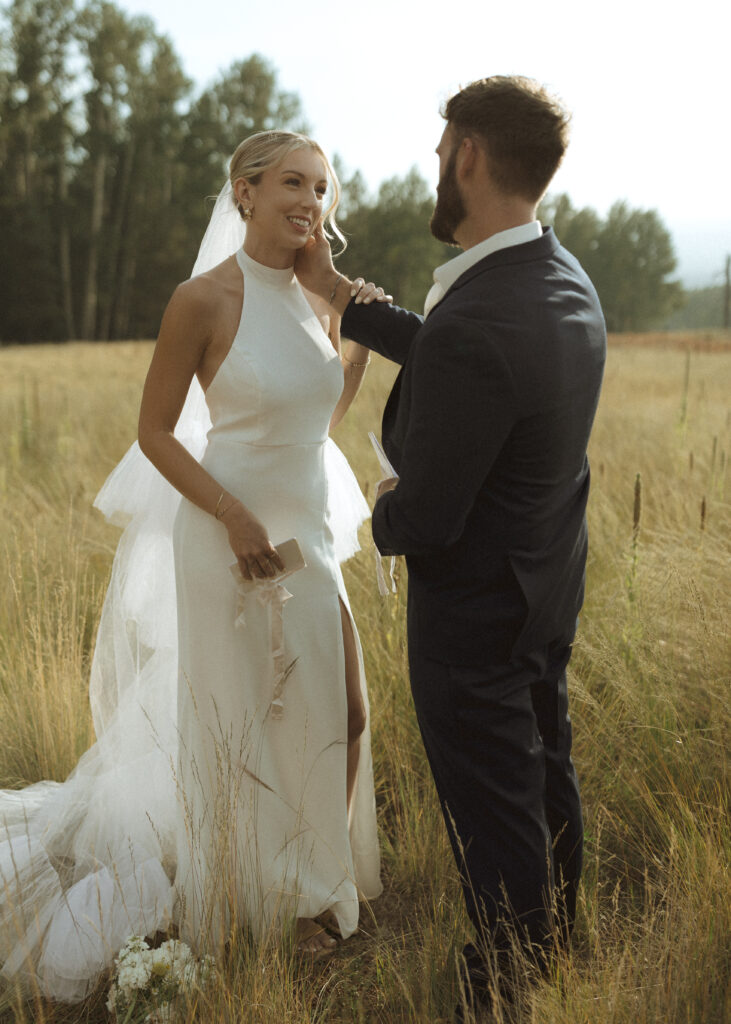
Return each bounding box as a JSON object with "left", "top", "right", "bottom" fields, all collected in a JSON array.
[{"left": 0, "top": 130, "right": 384, "bottom": 1003}]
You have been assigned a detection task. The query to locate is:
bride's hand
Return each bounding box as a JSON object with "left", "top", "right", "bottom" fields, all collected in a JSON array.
[
  {"left": 295, "top": 222, "right": 336, "bottom": 295},
  {"left": 221, "top": 503, "right": 284, "bottom": 580},
  {"left": 351, "top": 279, "right": 393, "bottom": 305}
]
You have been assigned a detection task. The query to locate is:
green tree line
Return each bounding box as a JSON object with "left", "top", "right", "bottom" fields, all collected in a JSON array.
[
  {"left": 0, "top": 0, "right": 308, "bottom": 342},
  {"left": 0, "top": 0, "right": 694, "bottom": 343},
  {"left": 663, "top": 284, "right": 728, "bottom": 330},
  {"left": 538, "top": 194, "right": 685, "bottom": 331}
]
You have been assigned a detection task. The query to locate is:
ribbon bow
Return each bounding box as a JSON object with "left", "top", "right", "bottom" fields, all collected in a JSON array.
[
  {"left": 234, "top": 578, "right": 294, "bottom": 720},
  {"left": 375, "top": 551, "right": 397, "bottom": 597}
]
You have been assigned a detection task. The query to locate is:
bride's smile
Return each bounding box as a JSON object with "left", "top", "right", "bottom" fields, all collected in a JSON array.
[{"left": 234, "top": 148, "right": 328, "bottom": 267}]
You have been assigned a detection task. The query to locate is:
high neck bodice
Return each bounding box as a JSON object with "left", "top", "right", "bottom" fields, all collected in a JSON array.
[
  {"left": 204, "top": 243, "right": 342, "bottom": 448},
  {"left": 236, "top": 247, "right": 295, "bottom": 288}
]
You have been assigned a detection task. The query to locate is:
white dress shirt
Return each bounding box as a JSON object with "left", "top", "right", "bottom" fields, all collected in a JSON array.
[{"left": 423, "top": 221, "right": 543, "bottom": 317}]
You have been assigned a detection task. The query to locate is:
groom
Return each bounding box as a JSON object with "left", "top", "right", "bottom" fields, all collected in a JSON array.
[{"left": 298, "top": 76, "right": 606, "bottom": 1004}]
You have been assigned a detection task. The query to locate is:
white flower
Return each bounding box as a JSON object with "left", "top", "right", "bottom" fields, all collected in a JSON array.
[
  {"left": 151, "top": 947, "right": 173, "bottom": 976},
  {"left": 158, "top": 939, "right": 192, "bottom": 962},
  {"left": 154, "top": 939, "right": 193, "bottom": 980},
  {"left": 118, "top": 935, "right": 151, "bottom": 960},
  {"left": 108, "top": 934, "right": 213, "bottom": 1021},
  {"left": 117, "top": 950, "right": 153, "bottom": 998}
]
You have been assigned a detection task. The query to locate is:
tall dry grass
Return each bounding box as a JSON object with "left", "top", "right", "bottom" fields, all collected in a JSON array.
[{"left": 0, "top": 336, "right": 729, "bottom": 1022}]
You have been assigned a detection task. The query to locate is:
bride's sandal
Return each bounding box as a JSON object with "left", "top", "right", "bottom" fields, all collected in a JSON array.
[
  {"left": 296, "top": 918, "right": 337, "bottom": 959},
  {"left": 314, "top": 907, "right": 345, "bottom": 938}
]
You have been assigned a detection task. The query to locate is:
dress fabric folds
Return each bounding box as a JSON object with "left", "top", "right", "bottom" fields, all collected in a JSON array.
[{"left": 0, "top": 246, "right": 381, "bottom": 1003}]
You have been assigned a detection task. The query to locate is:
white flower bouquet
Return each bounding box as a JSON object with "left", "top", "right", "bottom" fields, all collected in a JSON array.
[{"left": 107, "top": 935, "right": 216, "bottom": 1023}]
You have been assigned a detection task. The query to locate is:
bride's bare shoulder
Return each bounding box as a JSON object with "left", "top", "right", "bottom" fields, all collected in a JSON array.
[{"left": 168, "top": 255, "right": 240, "bottom": 322}]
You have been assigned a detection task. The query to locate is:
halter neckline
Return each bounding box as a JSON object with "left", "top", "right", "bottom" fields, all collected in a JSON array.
[{"left": 236, "top": 246, "right": 295, "bottom": 287}]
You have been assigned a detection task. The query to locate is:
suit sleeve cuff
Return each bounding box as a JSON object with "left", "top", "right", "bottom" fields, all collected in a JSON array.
[{"left": 372, "top": 491, "right": 399, "bottom": 557}]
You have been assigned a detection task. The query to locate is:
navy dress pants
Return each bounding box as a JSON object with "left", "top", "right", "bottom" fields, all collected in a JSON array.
[{"left": 408, "top": 627, "right": 583, "bottom": 963}]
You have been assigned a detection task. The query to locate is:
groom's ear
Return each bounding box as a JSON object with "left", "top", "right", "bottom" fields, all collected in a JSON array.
[{"left": 457, "top": 136, "right": 479, "bottom": 177}]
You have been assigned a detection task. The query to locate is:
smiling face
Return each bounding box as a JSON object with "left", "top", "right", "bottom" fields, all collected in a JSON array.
[{"left": 234, "top": 146, "right": 328, "bottom": 267}]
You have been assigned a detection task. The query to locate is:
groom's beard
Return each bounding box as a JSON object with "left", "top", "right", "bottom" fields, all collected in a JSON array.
[{"left": 430, "top": 147, "right": 467, "bottom": 246}]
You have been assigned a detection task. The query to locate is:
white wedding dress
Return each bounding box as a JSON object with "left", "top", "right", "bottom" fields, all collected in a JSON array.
[
  {"left": 0, "top": 227, "right": 382, "bottom": 1001},
  {"left": 173, "top": 248, "right": 382, "bottom": 945}
]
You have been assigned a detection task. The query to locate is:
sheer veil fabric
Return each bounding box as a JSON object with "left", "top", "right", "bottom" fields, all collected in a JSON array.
[{"left": 0, "top": 183, "right": 370, "bottom": 1003}]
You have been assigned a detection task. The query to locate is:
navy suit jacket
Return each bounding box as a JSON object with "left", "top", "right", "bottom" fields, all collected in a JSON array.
[{"left": 341, "top": 228, "right": 606, "bottom": 665}]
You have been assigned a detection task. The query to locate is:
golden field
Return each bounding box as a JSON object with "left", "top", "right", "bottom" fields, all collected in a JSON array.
[{"left": 0, "top": 333, "right": 729, "bottom": 1023}]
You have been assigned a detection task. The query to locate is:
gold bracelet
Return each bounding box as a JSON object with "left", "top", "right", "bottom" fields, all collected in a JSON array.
[
  {"left": 217, "top": 499, "right": 238, "bottom": 521},
  {"left": 329, "top": 273, "right": 343, "bottom": 304},
  {"left": 215, "top": 492, "right": 238, "bottom": 520},
  {"left": 343, "top": 353, "right": 371, "bottom": 368}
]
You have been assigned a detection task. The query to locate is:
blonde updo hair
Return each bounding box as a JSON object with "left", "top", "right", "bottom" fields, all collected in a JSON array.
[{"left": 229, "top": 130, "right": 346, "bottom": 251}]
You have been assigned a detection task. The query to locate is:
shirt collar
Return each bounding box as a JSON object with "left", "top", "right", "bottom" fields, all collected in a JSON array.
[{"left": 433, "top": 221, "right": 543, "bottom": 295}]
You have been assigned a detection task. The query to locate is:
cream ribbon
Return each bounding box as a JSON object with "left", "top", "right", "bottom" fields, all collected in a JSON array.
[
  {"left": 375, "top": 551, "right": 397, "bottom": 596},
  {"left": 234, "top": 579, "right": 294, "bottom": 720}
]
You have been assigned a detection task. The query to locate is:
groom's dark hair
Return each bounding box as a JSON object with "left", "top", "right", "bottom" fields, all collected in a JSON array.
[{"left": 443, "top": 76, "right": 570, "bottom": 202}]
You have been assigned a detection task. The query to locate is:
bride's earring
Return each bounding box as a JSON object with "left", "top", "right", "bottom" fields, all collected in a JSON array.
[{"left": 243, "top": 206, "right": 253, "bottom": 220}]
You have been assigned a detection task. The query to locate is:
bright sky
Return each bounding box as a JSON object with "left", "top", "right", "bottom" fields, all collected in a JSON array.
[{"left": 118, "top": 0, "right": 730, "bottom": 287}]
